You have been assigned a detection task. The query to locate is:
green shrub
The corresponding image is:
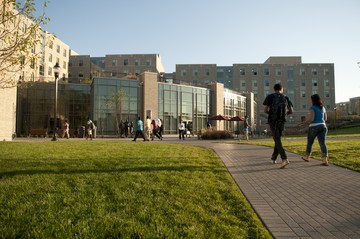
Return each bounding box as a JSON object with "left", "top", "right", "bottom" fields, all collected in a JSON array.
[{"left": 202, "top": 130, "right": 233, "bottom": 140}]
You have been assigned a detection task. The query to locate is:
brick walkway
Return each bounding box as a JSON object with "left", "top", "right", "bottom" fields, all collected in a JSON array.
[{"left": 177, "top": 137, "right": 360, "bottom": 239}]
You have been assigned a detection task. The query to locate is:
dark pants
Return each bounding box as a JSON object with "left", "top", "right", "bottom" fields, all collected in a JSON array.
[
  {"left": 179, "top": 129, "right": 185, "bottom": 139},
  {"left": 269, "top": 121, "right": 287, "bottom": 161},
  {"left": 133, "top": 130, "right": 145, "bottom": 141}
]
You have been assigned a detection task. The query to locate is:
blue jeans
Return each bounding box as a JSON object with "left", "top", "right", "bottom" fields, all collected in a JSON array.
[
  {"left": 306, "top": 124, "right": 328, "bottom": 157},
  {"left": 269, "top": 121, "right": 287, "bottom": 161}
]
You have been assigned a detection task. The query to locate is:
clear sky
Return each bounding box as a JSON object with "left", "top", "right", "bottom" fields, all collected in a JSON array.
[{"left": 36, "top": 0, "right": 360, "bottom": 103}]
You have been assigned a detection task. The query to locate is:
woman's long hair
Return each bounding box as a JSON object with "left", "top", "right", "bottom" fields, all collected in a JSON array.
[{"left": 311, "top": 94, "right": 323, "bottom": 109}]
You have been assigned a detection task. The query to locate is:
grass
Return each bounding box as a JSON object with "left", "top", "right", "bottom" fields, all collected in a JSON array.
[
  {"left": 0, "top": 141, "right": 271, "bottom": 239},
  {"left": 243, "top": 136, "right": 360, "bottom": 172}
]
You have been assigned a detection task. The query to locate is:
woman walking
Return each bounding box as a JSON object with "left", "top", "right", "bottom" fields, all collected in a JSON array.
[{"left": 298, "top": 94, "right": 329, "bottom": 166}]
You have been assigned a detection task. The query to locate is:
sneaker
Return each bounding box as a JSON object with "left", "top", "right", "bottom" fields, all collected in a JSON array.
[
  {"left": 272, "top": 160, "right": 276, "bottom": 164},
  {"left": 301, "top": 156, "right": 310, "bottom": 162},
  {"left": 280, "top": 159, "right": 289, "bottom": 169}
]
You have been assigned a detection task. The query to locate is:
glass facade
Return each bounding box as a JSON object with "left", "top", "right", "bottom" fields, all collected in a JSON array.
[
  {"left": 223, "top": 89, "right": 246, "bottom": 131},
  {"left": 16, "top": 81, "right": 90, "bottom": 136},
  {"left": 92, "top": 78, "right": 139, "bottom": 136},
  {"left": 158, "top": 83, "right": 210, "bottom": 134}
]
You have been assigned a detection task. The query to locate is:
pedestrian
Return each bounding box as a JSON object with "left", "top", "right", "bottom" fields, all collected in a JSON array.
[
  {"left": 151, "top": 119, "right": 162, "bottom": 140},
  {"left": 263, "top": 83, "right": 293, "bottom": 169},
  {"left": 156, "top": 118, "right": 163, "bottom": 139},
  {"left": 178, "top": 120, "right": 185, "bottom": 140},
  {"left": 62, "top": 119, "right": 70, "bottom": 139},
  {"left": 297, "top": 94, "right": 329, "bottom": 166},
  {"left": 243, "top": 115, "right": 250, "bottom": 141},
  {"left": 86, "top": 117, "right": 95, "bottom": 140},
  {"left": 132, "top": 116, "right": 146, "bottom": 141},
  {"left": 145, "top": 116, "right": 152, "bottom": 141},
  {"left": 124, "top": 120, "right": 129, "bottom": 137}
]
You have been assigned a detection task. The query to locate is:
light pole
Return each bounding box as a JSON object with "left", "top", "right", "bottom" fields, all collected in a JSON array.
[{"left": 52, "top": 62, "right": 61, "bottom": 141}]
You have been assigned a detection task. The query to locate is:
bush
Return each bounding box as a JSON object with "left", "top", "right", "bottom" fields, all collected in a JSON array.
[{"left": 202, "top": 130, "right": 233, "bottom": 140}]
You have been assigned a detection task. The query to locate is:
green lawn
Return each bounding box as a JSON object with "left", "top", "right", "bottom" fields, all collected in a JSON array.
[
  {"left": 0, "top": 141, "right": 271, "bottom": 239},
  {"left": 244, "top": 137, "right": 360, "bottom": 172}
]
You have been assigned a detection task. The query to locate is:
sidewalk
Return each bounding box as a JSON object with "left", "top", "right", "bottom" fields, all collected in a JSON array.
[{"left": 176, "top": 137, "right": 360, "bottom": 239}]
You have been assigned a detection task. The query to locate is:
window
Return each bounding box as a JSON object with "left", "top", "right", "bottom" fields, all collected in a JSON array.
[
  {"left": 276, "top": 68, "right": 282, "bottom": 76},
  {"left": 124, "top": 59, "right": 129, "bottom": 66},
  {"left": 48, "top": 67, "right": 52, "bottom": 76},
  {"left": 253, "top": 80, "right": 257, "bottom": 87},
  {"left": 251, "top": 68, "right": 257, "bottom": 75},
  {"left": 79, "top": 72, "right": 84, "bottom": 78},
  {"left": 300, "top": 68, "right": 305, "bottom": 76},
  {"left": 146, "top": 59, "right": 151, "bottom": 66},
  {"left": 22, "top": 23, "right": 27, "bottom": 32},
  {"left": 301, "top": 79, "right": 306, "bottom": 87},
  {"left": 325, "top": 91, "right": 330, "bottom": 98},
  {"left": 181, "top": 70, "right": 186, "bottom": 77},
  {"left": 79, "top": 59, "right": 83, "bottom": 67},
  {"left": 68, "top": 60, "right": 72, "bottom": 67},
  {"left": 205, "top": 69, "right": 210, "bottom": 76},
  {"left": 216, "top": 69, "right": 223, "bottom": 78},
  {"left": 325, "top": 79, "right": 330, "bottom": 87},
  {"left": 20, "top": 55, "right": 25, "bottom": 66},
  {"left": 193, "top": 69, "right": 198, "bottom": 76},
  {"left": 63, "top": 61, "right": 66, "bottom": 69},
  {"left": 264, "top": 80, "right": 270, "bottom": 87},
  {"left": 135, "top": 59, "right": 140, "bottom": 66},
  {"left": 30, "top": 58, "right": 35, "bottom": 69},
  {"left": 112, "top": 59, "right": 117, "bottom": 66},
  {"left": 323, "top": 68, "right": 329, "bottom": 75},
  {"left": 240, "top": 80, "right": 246, "bottom": 87},
  {"left": 312, "top": 68, "right": 317, "bottom": 75},
  {"left": 111, "top": 70, "right": 117, "bottom": 76},
  {"left": 301, "top": 91, "right": 306, "bottom": 98},
  {"left": 264, "top": 68, "right": 270, "bottom": 76},
  {"left": 39, "top": 65, "right": 44, "bottom": 76},
  {"left": 56, "top": 45, "right": 60, "bottom": 53},
  {"left": 49, "top": 41, "right": 53, "bottom": 49},
  {"left": 48, "top": 53, "right": 52, "bottom": 62},
  {"left": 63, "top": 49, "right": 67, "bottom": 57},
  {"left": 312, "top": 79, "right": 318, "bottom": 87},
  {"left": 239, "top": 68, "right": 245, "bottom": 75}
]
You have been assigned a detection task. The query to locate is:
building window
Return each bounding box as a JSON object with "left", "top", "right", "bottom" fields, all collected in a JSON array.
[
  {"left": 111, "top": 70, "right": 117, "bottom": 76},
  {"left": 63, "top": 49, "right": 67, "bottom": 57},
  {"left": 146, "top": 59, "right": 151, "bottom": 66},
  {"left": 325, "top": 91, "right": 330, "bottom": 98},
  {"left": 301, "top": 91, "right": 306, "bottom": 98},
  {"left": 135, "top": 59, "right": 140, "bottom": 66},
  {"left": 68, "top": 60, "right": 72, "bottom": 67},
  {"left": 300, "top": 68, "right": 305, "bottom": 76},
  {"left": 264, "top": 80, "right": 270, "bottom": 87},
  {"left": 251, "top": 68, "right": 257, "bottom": 75},
  {"left": 240, "top": 80, "right": 246, "bottom": 87},
  {"left": 276, "top": 68, "right": 282, "bottom": 76},
  {"left": 181, "top": 70, "right": 186, "bottom": 77},
  {"left": 301, "top": 79, "right": 306, "bottom": 87},
  {"left": 79, "top": 72, "right": 84, "bottom": 78},
  {"left": 124, "top": 59, "right": 129, "bottom": 66},
  {"left": 79, "top": 59, "right": 83, "bottom": 67},
  {"left": 49, "top": 41, "right": 53, "bottom": 49},
  {"left": 264, "top": 68, "right": 270, "bottom": 76},
  {"left": 205, "top": 69, "right": 210, "bottom": 76},
  {"left": 49, "top": 53, "right": 52, "bottom": 62},
  {"left": 63, "top": 61, "right": 66, "bottom": 69},
  {"left": 253, "top": 80, "right": 257, "bottom": 87},
  {"left": 56, "top": 45, "right": 60, "bottom": 53},
  {"left": 30, "top": 58, "right": 35, "bottom": 69},
  {"left": 239, "top": 68, "right": 245, "bottom": 75},
  {"left": 22, "top": 23, "right": 27, "bottom": 32},
  {"left": 325, "top": 79, "right": 330, "bottom": 87},
  {"left": 193, "top": 69, "right": 198, "bottom": 76},
  {"left": 39, "top": 65, "right": 44, "bottom": 76},
  {"left": 112, "top": 59, "right": 117, "bottom": 66},
  {"left": 312, "top": 79, "right": 318, "bottom": 87},
  {"left": 323, "top": 68, "right": 329, "bottom": 75},
  {"left": 48, "top": 67, "right": 52, "bottom": 76},
  {"left": 312, "top": 68, "right": 317, "bottom": 75}
]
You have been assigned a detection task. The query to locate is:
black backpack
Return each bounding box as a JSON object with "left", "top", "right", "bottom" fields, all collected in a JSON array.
[{"left": 270, "top": 93, "right": 289, "bottom": 123}]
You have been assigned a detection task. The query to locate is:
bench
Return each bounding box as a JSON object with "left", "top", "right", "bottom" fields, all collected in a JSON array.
[{"left": 29, "top": 129, "right": 48, "bottom": 137}]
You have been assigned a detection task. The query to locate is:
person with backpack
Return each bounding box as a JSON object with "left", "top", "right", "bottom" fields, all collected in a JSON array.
[
  {"left": 263, "top": 83, "right": 293, "bottom": 169},
  {"left": 297, "top": 94, "right": 329, "bottom": 166}
]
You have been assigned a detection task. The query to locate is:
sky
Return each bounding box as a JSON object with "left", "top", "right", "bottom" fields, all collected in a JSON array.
[{"left": 35, "top": 0, "right": 360, "bottom": 103}]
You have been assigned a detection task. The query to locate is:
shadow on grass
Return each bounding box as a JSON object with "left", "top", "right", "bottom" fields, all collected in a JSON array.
[{"left": 0, "top": 165, "right": 226, "bottom": 178}]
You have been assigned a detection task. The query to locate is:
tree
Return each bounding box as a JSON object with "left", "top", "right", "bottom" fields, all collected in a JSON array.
[{"left": 0, "top": 0, "right": 49, "bottom": 88}]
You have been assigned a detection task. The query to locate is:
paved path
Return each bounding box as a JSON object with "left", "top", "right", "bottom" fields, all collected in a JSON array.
[
  {"left": 14, "top": 136, "right": 360, "bottom": 238},
  {"left": 169, "top": 136, "right": 360, "bottom": 239}
]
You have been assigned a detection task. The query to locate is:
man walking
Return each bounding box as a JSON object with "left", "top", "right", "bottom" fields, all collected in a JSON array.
[
  {"left": 132, "top": 116, "right": 146, "bottom": 141},
  {"left": 263, "top": 83, "right": 293, "bottom": 169}
]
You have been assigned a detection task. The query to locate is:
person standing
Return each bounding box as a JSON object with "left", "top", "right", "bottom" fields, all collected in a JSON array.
[
  {"left": 243, "top": 115, "right": 250, "bottom": 141},
  {"left": 86, "top": 117, "right": 95, "bottom": 140},
  {"left": 62, "top": 119, "right": 70, "bottom": 139},
  {"left": 298, "top": 94, "right": 329, "bottom": 166},
  {"left": 178, "top": 120, "right": 185, "bottom": 140},
  {"left": 145, "top": 116, "right": 152, "bottom": 141},
  {"left": 132, "top": 116, "right": 146, "bottom": 141},
  {"left": 263, "top": 83, "right": 293, "bottom": 169}
]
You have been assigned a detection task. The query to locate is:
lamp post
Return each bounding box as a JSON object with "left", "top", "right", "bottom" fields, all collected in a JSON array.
[{"left": 52, "top": 62, "right": 61, "bottom": 141}]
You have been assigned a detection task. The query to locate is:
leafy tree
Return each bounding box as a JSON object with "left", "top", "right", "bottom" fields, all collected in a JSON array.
[{"left": 0, "top": 0, "right": 49, "bottom": 88}]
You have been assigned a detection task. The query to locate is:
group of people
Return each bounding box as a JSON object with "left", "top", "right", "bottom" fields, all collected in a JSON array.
[
  {"left": 263, "top": 83, "right": 329, "bottom": 169},
  {"left": 118, "top": 120, "right": 134, "bottom": 138},
  {"left": 132, "top": 116, "right": 164, "bottom": 141}
]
